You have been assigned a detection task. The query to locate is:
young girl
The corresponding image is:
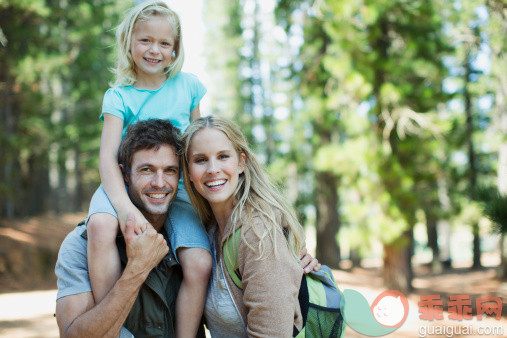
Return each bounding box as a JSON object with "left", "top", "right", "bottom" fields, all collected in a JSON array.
[{"left": 86, "top": 1, "right": 211, "bottom": 337}]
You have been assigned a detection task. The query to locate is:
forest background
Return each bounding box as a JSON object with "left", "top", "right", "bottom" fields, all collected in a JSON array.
[{"left": 0, "top": 0, "right": 506, "bottom": 295}]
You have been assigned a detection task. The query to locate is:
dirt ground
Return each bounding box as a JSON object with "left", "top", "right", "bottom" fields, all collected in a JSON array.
[{"left": 0, "top": 213, "right": 506, "bottom": 337}]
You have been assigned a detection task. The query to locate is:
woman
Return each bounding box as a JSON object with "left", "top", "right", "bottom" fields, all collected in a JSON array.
[{"left": 182, "top": 115, "right": 315, "bottom": 337}]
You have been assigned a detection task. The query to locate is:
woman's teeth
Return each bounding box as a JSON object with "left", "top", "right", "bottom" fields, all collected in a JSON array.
[{"left": 205, "top": 180, "right": 226, "bottom": 187}]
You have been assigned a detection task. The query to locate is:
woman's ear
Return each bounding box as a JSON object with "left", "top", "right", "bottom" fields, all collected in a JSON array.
[{"left": 239, "top": 153, "right": 246, "bottom": 174}]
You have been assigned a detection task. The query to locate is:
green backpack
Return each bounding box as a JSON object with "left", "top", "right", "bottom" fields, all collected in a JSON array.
[{"left": 223, "top": 229, "right": 346, "bottom": 338}]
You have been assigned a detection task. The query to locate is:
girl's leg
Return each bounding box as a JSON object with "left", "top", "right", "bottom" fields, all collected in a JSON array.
[
  {"left": 175, "top": 247, "right": 212, "bottom": 338},
  {"left": 87, "top": 213, "right": 122, "bottom": 303},
  {"left": 170, "top": 183, "right": 212, "bottom": 337}
]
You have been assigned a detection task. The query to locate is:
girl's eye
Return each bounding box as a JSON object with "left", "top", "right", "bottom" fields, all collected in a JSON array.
[
  {"left": 194, "top": 157, "right": 206, "bottom": 164},
  {"left": 161, "top": 42, "right": 171, "bottom": 47},
  {"left": 219, "top": 154, "right": 230, "bottom": 160}
]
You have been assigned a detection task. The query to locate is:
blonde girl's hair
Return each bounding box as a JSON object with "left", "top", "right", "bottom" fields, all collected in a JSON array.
[
  {"left": 112, "top": 0, "right": 184, "bottom": 86},
  {"left": 182, "top": 115, "right": 305, "bottom": 261}
]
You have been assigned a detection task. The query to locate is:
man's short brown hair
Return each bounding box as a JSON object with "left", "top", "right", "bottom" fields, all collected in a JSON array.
[{"left": 118, "top": 119, "right": 182, "bottom": 176}]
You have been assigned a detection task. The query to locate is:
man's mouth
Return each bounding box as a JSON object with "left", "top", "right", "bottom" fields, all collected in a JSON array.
[{"left": 147, "top": 193, "right": 167, "bottom": 199}]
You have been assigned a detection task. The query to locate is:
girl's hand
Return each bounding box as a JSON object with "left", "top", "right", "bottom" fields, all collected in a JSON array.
[
  {"left": 299, "top": 247, "right": 321, "bottom": 273},
  {"left": 118, "top": 206, "right": 150, "bottom": 236}
]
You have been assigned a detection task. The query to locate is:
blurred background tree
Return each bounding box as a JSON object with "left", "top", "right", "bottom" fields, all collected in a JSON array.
[
  {"left": 0, "top": 0, "right": 126, "bottom": 218},
  {"left": 202, "top": 0, "right": 504, "bottom": 289}
]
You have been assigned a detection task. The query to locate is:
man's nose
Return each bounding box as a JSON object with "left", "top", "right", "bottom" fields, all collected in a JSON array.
[{"left": 151, "top": 171, "right": 165, "bottom": 187}]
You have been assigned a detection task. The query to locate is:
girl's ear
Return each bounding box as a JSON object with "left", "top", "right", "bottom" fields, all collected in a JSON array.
[{"left": 239, "top": 153, "right": 246, "bottom": 174}]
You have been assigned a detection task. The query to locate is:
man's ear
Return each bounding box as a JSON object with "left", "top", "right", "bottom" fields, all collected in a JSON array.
[
  {"left": 119, "top": 164, "right": 129, "bottom": 183},
  {"left": 239, "top": 153, "right": 246, "bottom": 174}
]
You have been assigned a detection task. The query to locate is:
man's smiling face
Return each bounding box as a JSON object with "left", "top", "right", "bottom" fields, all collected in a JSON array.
[{"left": 125, "top": 144, "right": 179, "bottom": 221}]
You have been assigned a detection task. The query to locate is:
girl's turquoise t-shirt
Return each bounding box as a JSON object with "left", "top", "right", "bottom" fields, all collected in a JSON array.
[{"left": 101, "top": 72, "right": 206, "bottom": 136}]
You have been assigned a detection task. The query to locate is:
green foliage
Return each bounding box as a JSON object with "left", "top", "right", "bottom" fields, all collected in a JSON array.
[
  {"left": 485, "top": 193, "right": 507, "bottom": 234},
  {"left": 0, "top": 0, "right": 126, "bottom": 216}
]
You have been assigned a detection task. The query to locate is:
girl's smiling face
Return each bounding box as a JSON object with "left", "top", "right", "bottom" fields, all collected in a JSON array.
[
  {"left": 130, "top": 15, "right": 175, "bottom": 85},
  {"left": 188, "top": 128, "right": 245, "bottom": 218}
]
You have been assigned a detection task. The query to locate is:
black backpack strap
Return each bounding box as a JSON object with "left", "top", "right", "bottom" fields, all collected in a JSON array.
[{"left": 293, "top": 274, "right": 309, "bottom": 337}]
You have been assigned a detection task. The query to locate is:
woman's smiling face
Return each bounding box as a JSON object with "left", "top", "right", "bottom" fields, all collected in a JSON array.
[{"left": 188, "top": 127, "right": 245, "bottom": 217}]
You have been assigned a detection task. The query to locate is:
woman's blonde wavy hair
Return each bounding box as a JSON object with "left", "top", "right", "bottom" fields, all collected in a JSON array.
[
  {"left": 112, "top": 0, "right": 184, "bottom": 87},
  {"left": 182, "top": 115, "right": 305, "bottom": 261}
]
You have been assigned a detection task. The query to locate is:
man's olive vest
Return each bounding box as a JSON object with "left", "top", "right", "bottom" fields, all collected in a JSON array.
[
  {"left": 116, "top": 234, "right": 183, "bottom": 337},
  {"left": 83, "top": 224, "right": 205, "bottom": 337}
]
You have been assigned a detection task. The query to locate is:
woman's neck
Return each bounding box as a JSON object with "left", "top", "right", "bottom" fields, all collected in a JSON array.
[{"left": 211, "top": 205, "right": 232, "bottom": 235}]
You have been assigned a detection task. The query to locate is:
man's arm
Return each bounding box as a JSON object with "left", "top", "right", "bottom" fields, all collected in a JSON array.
[{"left": 56, "top": 214, "right": 168, "bottom": 338}]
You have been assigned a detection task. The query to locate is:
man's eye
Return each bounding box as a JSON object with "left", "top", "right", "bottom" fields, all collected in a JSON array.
[
  {"left": 141, "top": 168, "right": 152, "bottom": 172},
  {"left": 166, "top": 169, "right": 178, "bottom": 175}
]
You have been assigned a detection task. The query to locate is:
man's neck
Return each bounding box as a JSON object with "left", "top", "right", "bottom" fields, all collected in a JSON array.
[{"left": 144, "top": 213, "right": 167, "bottom": 233}]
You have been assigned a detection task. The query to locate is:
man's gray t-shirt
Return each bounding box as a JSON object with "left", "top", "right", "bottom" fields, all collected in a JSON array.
[
  {"left": 55, "top": 223, "right": 91, "bottom": 300},
  {"left": 55, "top": 223, "right": 134, "bottom": 338}
]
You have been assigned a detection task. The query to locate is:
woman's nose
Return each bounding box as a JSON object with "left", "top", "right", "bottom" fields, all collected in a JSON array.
[{"left": 206, "top": 160, "right": 219, "bottom": 174}]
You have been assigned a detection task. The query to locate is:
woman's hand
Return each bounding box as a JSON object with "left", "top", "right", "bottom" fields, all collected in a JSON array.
[{"left": 299, "top": 247, "right": 321, "bottom": 273}]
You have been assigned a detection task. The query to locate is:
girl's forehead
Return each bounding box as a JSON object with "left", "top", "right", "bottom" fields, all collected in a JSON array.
[{"left": 136, "top": 13, "right": 177, "bottom": 28}]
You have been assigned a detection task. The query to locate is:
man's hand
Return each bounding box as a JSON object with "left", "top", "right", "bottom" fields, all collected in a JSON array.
[
  {"left": 124, "top": 213, "right": 169, "bottom": 275},
  {"left": 299, "top": 247, "right": 321, "bottom": 273}
]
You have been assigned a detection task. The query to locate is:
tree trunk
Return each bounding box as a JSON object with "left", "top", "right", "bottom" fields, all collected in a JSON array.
[
  {"left": 486, "top": 0, "right": 507, "bottom": 277},
  {"left": 383, "top": 229, "right": 413, "bottom": 292},
  {"left": 464, "top": 53, "right": 482, "bottom": 269},
  {"left": 499, "top": 234, "right": 507, "bottom": 279},
  {"left": 437, "top": 173, "right": 452, "bottom": 269},
  {"left": 425, "top": 209, "right": 442, "bottom": 272},
  {"left": 315, "top": 171, "right": 341, "bottom": 269},
  {"left": 349, "top": 249, "right": 361, "bottom": 268},
  {"left": 0, "top": 49, "right": 20, "bottom": 219}
]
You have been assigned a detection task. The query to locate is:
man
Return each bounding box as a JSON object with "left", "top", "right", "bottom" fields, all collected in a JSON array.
[{"left": 55, "top": 119, "right": 203, "bottom": 337}]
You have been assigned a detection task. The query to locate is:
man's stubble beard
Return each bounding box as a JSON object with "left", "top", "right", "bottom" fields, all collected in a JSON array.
[{"left": 127, "top": 184, "right": 177, "bottom": 225}]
